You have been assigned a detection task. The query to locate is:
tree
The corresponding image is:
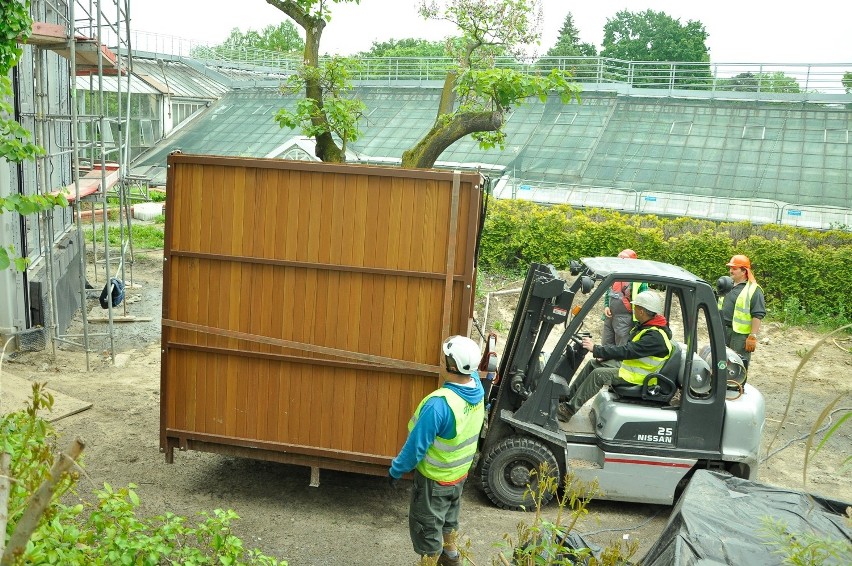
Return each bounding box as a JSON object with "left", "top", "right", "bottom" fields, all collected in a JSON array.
[
  {"left": 545, "top": 12, "right": 596, "bottom": 58},
  {"left": 400, "top": 0, "right": 581, "bottom": 169},
  {"left": 718, "top": 72, "right": 801, "bottom": 94},
  {"left": 357, "top": 37, "right": 448, "bottom": 58},
  {"left": 842, "top": 71, "right": 852, "bottom": 94},
  {"left": 1, "top": 0, "right": 66, "bottom": 271},
  {"left": 601, "top": 10, "right": 709, "bottom": 63},
  {"left": 222, "top": 21, "right": 304, "bottom": 53},
  {"left": 599, "top": 9, "right": 710, "bottom": 89},
  {"left": 266, "top": 0, "right": 364, "bottom": 163}
]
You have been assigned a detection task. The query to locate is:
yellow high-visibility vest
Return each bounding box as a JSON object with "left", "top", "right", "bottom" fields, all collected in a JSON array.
[
  {"left": 732, "top": 282, "right": 760, "bottom": 334},
  {"left": 410, "top": 388, "right": 484, "bottom": 482},
  {"left": 618, "top": 327, "right": 673, "bottom": 385}
]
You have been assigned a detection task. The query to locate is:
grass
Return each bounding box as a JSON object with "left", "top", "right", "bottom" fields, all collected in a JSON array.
[{"left": 83, "top": 224, "right": 164, "bottom": 249}]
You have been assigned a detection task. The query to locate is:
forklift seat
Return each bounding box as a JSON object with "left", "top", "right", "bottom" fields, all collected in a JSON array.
[{"left": 610, "top": 341, "right": 685, "bottom": 404}]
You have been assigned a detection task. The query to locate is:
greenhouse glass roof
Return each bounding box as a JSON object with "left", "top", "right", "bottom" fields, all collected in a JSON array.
[{"left": 132, "top": 87, "right": 851, "bottom": 211}]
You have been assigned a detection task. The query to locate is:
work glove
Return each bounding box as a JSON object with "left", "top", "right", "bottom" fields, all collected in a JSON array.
[
  {"left": 745, "top": 334, "right": 757, "bottom": 353},
  {"left": 387, "top": 474, "right": 399, "bottom": 488}
]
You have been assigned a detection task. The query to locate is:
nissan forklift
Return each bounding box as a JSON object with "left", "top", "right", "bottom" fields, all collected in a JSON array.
[{"left": 476, "top": 259, "right": 765, "bottom": 510}]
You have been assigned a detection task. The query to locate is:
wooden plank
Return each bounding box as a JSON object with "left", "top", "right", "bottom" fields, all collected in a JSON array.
[
  {"left": 441, "top": 172, "right": 462, "bottom": 338},
  {"left": 25, "top": 22, "right": 68, "bottom": 45},
  {"left": 168, "top": 153, "right": 482, "bottom": 185}
]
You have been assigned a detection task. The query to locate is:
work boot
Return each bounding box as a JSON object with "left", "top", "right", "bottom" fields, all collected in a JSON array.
[
  {"left": 436, "top": 551, "right": 463, "bottom": 566},
  {"left": 557, "top": 403, "right": 575, "bottom": 423}
]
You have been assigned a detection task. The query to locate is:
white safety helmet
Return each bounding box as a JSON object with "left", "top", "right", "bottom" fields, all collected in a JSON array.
[
  {"left": 632, "top": 290, "right": 663, "bottom": 315},
  {"left": 442, "top": 335, "right": 481, "bottom": 375}
]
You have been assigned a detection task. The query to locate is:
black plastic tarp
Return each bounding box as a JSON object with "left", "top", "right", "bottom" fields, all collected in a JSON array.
[{"left": 642, "top": 470, "right": 851, "bottom": 565}]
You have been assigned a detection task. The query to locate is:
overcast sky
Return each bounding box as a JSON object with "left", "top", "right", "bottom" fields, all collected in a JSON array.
[{"left": 129, "top": 0, "right": 851, "bottom": 64}]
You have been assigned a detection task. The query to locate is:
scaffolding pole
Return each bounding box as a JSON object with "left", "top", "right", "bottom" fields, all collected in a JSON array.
[{"left": 26, "top": 0, "right": 137, "bottom": 368}]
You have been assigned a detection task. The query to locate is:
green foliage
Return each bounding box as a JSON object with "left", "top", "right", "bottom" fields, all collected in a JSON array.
[
  {"left": 404, "top": 0, "right": 581, "bottom": 167},
  {"left": 842, "top": 71, "right": 852, "bottom": 94},
  {"left": 84, "top": 224, "right": 164, "bottom": 249},
  {"left": 601, "top": 9, "right": 709, "bottom": 63},
  {"left": 545, "top": 12, "right": 597, "bottom": 58},
  {"left": 149, "top": 190, "right": 167, "bottom": 202},
  {"left": 718, "top": 72, "right": 801, "bottom": 93},
  {"left": 479, "top": 200, "right": 852, "bottom": 328},
  {"left": 275, "top": 56, "right": 366, "bottom": 146},
  {"left": 1, "top": 0, "right": 42, "bottom": 164},
  {"left": 1, "top": 1, "right": 68, "bottom": 271},
  {"left": 224, "top": 21, "right": 304, "bottom": 53},
  {"left": 357, "top": 38, "right": 448, "bottom": 58},
  {"left": 781, "top": 296, "right": 809, "bottom": 326},
  {"left": 456, "top": 67, "right": 581, "bottom": 150},
  {"left": 762, "top": 516, "right": 852, "bottom": 565},
  {"left": 0, "top": 194, "right": 70, "bottom": 216},
  {"left": 497, "top": 464, "right": 638, "bottom": 565},
  {"left": 0, "top": 384, "right": 286, "bottom": 565}
]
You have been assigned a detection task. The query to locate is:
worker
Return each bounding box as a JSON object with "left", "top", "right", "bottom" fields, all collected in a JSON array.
[
  {"left": 601, "top": 249, "right": 648, "bottom": 346},
  {"left": 558, "top": 291, "right": 672, "bottom": 423},
  {"left": 719, "top": 254, "right": 765, "bottom": 369},
  {"left": 389, "top": 335, "right": 485, "bottom": 566}
]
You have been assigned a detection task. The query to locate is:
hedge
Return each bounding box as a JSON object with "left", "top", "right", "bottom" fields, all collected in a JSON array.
[{"left": 478, "top": 200, "right": 852, "bottom": 324}]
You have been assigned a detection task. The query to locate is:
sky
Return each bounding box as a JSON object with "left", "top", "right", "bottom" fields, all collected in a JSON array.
[{"left": 129, "top": 0, "right": 852, "bottom": 64}]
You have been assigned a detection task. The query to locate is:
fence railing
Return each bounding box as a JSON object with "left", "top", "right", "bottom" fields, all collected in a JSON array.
[
  {"left": 492, "top": 179, "right": 852, "bottom": 231},
  {"left": 127, "top": 31, "right": 852, "bottom": 100}
]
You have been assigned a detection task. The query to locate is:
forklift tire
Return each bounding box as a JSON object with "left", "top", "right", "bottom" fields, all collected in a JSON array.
[{"left": 480, "top": 435, "right": 560, "bottom": 511}]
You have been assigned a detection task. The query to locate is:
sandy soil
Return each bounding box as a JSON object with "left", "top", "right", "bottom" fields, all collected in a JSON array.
[{"left": 3, "top": 250, "right": 851, "bottom": 565}]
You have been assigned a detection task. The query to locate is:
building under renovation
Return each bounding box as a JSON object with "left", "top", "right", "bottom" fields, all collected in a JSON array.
[{"left": 2, "top": 0, "right": 851, "bottom": 356}]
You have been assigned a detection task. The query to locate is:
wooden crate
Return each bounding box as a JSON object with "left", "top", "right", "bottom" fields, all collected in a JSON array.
[{"left": 160, "top": 154, "right": 484, "bottom": 476}]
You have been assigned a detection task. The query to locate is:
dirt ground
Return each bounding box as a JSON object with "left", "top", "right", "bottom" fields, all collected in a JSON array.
[{"left": 3, "top": 250, "right": 851, "bottom": 565}]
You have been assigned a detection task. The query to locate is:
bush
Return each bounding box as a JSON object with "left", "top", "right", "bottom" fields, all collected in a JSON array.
[{"left": 479, "top": 200, "right": 852, "bottom": 327}]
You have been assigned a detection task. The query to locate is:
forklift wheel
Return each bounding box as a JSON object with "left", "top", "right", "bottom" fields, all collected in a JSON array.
[{"left": 480, "top": 435, "right": 559, "bottom": 511}]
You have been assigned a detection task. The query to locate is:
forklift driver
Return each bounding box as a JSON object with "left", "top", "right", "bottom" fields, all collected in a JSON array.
[{"left": 557, "top": 291, "right": 673, "bottom": 423}]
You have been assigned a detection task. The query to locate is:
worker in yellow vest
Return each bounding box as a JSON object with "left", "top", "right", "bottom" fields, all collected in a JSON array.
[
  {"left": 719, "top": 255, "right": 765, "bottom": 369},
  {"left": 389, "top": 335, "right": 485, "bottom": 566},
  {"left": 558, "top": 291, "right": 673, "bottom": 423},
  {"left": 601, "top": 249, "right": 648, "bottom": 346}
]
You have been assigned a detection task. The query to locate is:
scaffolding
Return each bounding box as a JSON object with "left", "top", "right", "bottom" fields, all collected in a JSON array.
[{"left": 22, "top": 0, "right": 136, "bottom": 369}]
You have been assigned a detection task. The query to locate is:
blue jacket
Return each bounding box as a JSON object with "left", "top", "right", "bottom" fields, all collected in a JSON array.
[{"left": 389, "top": 376, "right": 484, "bottom": 479}]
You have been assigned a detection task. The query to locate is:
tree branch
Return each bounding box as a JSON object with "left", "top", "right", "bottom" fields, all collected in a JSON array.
[
  {"left": 0, "top": 452, "right": 10, "bottom": 561},
  {"left": 265, "top": 0, "right": 311, "bottom": 31},
  {"left": 1, "top": 438, "right": 85, "bottom": 566},
  {"left": 401, "top": 110, "right": 502, "bottom": 169}
]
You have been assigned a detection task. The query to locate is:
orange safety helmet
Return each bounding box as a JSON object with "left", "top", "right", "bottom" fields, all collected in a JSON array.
[
  {"left": 726, "top": 254, "right": 756, "bottom": 283},
  {"left": 618, "top": 249, "right": 638, "bottom": 259},
  {"left": 726, "top": 254, "right": 751, "bottom": 269}
]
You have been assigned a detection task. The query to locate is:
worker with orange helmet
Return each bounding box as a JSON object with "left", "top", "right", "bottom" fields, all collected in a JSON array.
[
  {"left": 601, "top": 249, "right": 648, "bottom": 346},
  {"left": 719, "top": 254, "right": 765, "bottom": 368}
]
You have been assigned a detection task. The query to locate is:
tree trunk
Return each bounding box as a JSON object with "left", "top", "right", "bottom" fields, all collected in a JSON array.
[
  {"left": 267, "top": 0, "right": 344, "bottom": 162},
  {"left": 436, "top": 71, "right": 458, "bottom": 120},
  {"left": 401, "top": 111, "right": 502, "bottom": 169}
]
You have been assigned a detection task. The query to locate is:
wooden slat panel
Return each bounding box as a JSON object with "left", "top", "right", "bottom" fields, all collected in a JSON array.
[{"left": 162, "top": 156, "right": 482, "bottom": 463}]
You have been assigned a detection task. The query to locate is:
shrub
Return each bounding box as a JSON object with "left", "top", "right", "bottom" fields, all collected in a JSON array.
[{"left": 479, "top": 200, "right": 852, "bottom": 328}]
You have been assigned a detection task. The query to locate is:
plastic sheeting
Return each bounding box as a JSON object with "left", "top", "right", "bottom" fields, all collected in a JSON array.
[{"left": 642, "top": 470, "right": 851, "bottom": 565}]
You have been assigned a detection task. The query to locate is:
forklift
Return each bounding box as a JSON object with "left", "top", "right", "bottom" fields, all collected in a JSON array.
[{"left": 476, "top": 259, "right": 765, "bottom": 509}]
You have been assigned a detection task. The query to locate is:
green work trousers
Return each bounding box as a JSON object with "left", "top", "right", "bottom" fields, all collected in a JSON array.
[
  {"left": 562, "top": 359, "right": 628, "bottom": 413},
  {"left": 725, "top": 326, "right": 751, "bottom": 368},
  {"left": 408, "top": 469, "right": 465, "bottom": 556}
]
